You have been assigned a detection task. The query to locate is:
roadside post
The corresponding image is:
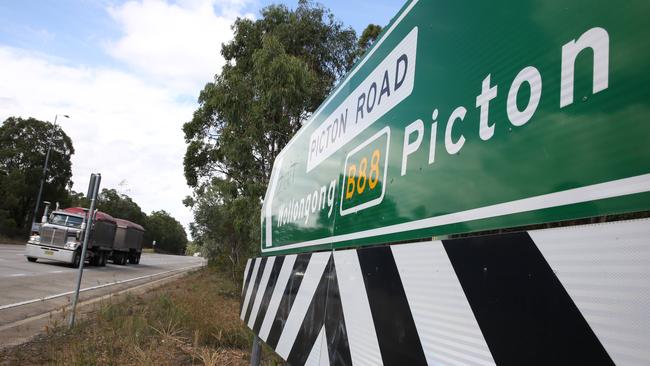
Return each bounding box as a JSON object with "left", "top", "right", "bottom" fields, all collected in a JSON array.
[
  {"left": 69, "top": 173, "right": 101, "bottom": 328},
  {"left": 250, "top": 335, "right": 262, "bottom": 366}
]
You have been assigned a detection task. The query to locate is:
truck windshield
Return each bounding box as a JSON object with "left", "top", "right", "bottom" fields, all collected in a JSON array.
[{"left": 49, "top": 214, "right": 83, "bottom": 228}]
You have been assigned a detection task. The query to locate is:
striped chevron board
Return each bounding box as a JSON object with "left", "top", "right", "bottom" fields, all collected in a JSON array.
[{"left": 240, "top": 218, "right": 650, "bottom": 365}]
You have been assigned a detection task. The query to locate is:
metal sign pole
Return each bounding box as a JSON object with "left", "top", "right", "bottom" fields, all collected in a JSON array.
[
  {"left": 250, "top": 334, "right": 262, "bottom": 366},
  {"left": 69, "top": 173, "right": 101, "bottom": 328}
]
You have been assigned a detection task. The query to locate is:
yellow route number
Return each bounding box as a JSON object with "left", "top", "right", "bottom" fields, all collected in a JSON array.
[{"left": 340, "top": 127, "right": 390, "bottom": 215}]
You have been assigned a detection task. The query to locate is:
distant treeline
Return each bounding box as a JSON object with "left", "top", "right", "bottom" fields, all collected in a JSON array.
[{"left": 181, "top": 2, "right": 383, "bottom": 278}]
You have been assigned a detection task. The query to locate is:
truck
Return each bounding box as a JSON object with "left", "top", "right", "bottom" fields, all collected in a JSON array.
[
  {"left": 110, "top": 218, "right": 145, "bottom": 265},
  {"left": 25, "top": 204, "right": 117, "bottom": 267}
]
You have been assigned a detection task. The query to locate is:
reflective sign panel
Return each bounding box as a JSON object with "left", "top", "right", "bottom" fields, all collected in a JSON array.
[{"left": 262, "top": 0, "right": 650, "bottom": 255}]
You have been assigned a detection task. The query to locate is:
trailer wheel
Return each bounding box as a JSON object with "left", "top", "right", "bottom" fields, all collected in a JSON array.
[
  {"left": 114, "top": 252, "right": 127, "bottom": 265},
  {"left": 27, "top": 256, "right": 37, "bottom": 262},
  {"left": 99, "top": 251, "right": 107, "bottom": 267},
  {"left": 133, "top": 253, "right": 141, "bottom": 265},
  {"left": 71, "top": 250, "right": 81, "bottom": 268}
]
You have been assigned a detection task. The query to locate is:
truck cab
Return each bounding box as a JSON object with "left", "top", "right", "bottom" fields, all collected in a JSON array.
[{"left": 25, "top": 210, "right": 85, "bottom": 267}]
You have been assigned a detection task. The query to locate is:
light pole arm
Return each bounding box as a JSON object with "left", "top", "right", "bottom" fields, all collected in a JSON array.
[{"left": 30, "top": 114, "right": 62, "bottom": 232}]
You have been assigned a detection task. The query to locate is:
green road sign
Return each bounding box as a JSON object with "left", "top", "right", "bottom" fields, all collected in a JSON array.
[{"left": 261, "top": 0, "right": 650, "bottom": 255}]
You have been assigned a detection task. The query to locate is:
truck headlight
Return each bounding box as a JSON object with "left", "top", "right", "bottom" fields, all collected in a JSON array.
[
  {"left": 64, "top": 241, "right": 79, "bottom": 250},
  {"left": 29, "top": 235, "right": 40, "bottom": 243}
]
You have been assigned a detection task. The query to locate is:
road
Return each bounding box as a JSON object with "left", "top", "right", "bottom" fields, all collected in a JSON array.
[{"left": 0, "top": 243, "right": 205, "bottom": 346}]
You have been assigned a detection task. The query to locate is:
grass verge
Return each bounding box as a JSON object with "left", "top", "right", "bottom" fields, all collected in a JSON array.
[{"left": 0, "top": 266, "right": 283, "bottom": 366}]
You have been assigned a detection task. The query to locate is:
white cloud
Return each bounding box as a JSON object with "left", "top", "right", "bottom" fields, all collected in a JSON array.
[
  {"left": 106, "top": 0, "right": 251, "bottom": 94},
  {"left": 0, "top": 46, "right": 194, "bottom": 229},
  {"left": 0, "top": 0, "right": 251, "bottom": 234}
]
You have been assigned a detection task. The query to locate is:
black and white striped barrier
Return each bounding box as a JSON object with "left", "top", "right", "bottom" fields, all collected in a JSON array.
[{"left": 241, "top": 219, "right": 650, "bottom": 365}]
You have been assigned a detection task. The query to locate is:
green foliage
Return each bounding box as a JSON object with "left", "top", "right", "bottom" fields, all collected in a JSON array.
[
  {"left": 184, "top": 241, "right": 200, "bottom": 256},
  {"left": 183, "top": 1, "right": 358, "bottom": 271},
  {"left": 60, "top": 190, "right": 88, "bottom": 208},
  {"left": 358, "top": 24, "right": 383, "bottom": 56},
  {"left": 96, "top": 188, "right": 147, "bottom": 225},
  {"left": 0, "top": 117, "right": 74, "bottom": 236},
  {"left": 188, "top": 180, "right": 259, "bottom": 278},
  {"left": 146, "top": 210, "right": 188, "bottom": 255}
]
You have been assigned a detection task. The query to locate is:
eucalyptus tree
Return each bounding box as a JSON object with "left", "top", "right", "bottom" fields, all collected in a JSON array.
[
  {"left": 0, "top": 117, "right": 74, "bottom": 236},
  {"left": 183, "top": 1, "right": 358, "bottom": 271}
]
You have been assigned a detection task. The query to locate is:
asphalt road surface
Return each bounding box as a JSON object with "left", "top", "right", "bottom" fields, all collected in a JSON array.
[
  {"left": 0, "top": 243, "right": 206, "bottom": 348},
  {"left": 0, "top": 244, "right": 205, "bottom": 308}
]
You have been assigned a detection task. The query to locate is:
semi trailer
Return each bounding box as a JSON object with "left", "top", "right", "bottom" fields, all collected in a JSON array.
[
  {"left": 24, "top": 204, "right": 117, "bottom": 267},
  {"left": 111, "top": 218, "right": 145, "bottom": 265}
]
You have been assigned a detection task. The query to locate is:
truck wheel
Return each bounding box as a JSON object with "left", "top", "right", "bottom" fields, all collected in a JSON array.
[
  {"left": 116, "top": 252, "right": 126, "bottom": 265},
  {"left": 71, "top": 250, "right": 81, "bottom": 268},
  {"left": 27, "top": 256, "right": 37, "bottom": 263},
  {"left": 89, "top": 254, "right": 99, "bottom": 266}
]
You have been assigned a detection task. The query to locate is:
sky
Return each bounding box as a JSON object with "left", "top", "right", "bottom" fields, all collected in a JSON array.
[{"left": 0, "top": 0, "right": 404, "bottom": 234}]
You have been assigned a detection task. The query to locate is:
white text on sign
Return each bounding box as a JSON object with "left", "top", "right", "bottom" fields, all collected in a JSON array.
[{"left": 306, "top": 27, "right": 418, "bottom": 172}]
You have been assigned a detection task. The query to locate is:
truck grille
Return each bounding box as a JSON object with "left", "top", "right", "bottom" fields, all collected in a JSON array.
[{"left": 40, "top": 226, "right": 69, "bottom": 248}]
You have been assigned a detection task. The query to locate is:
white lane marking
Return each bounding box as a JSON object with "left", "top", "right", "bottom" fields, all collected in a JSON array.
[
  {"left": 0, "top": 263, "right": 205, "bottom": 311},
  {"left": 110, "top": 265, "right": 138, "bottom": 270},
  {"left": 1, "top": 270, "right": 70, "bottom": 278},
  {"left": 0, "top": 269, "right": 195, "bottom": 334}
]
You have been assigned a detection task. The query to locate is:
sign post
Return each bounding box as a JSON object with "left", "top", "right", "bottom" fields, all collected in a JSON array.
[
  {"left": 68, "top": 173, "right": 101, "bottom": 328},
  {"left": 250, "top": 335, "right": 262, "bottom": 366}
]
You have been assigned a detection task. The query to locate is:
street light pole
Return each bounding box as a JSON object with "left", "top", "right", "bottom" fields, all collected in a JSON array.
[{"left": 31, "top": 114, "right": 69, "bottom": 233}]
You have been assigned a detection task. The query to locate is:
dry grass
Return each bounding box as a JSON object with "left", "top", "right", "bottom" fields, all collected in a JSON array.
[{"left": 0, "top": 266, "right": 283, "bottom": 366}]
